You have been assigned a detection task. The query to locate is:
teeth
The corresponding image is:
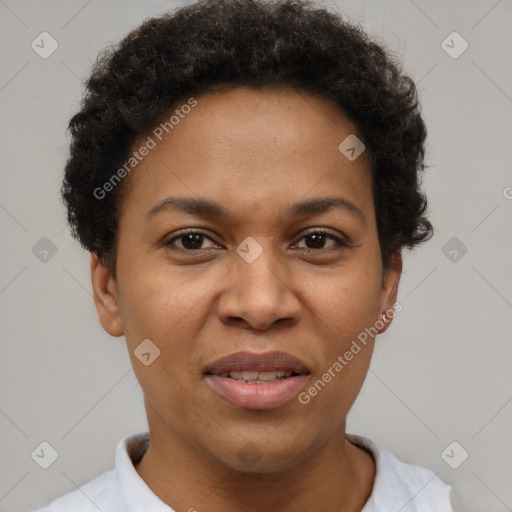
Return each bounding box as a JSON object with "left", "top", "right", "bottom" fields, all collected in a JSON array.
[
  {"left": 256, "top": 371, "right": 279, "bottom": 381},
  {"left": 224, "top": 370, "right": 294, "bottom": 383}
]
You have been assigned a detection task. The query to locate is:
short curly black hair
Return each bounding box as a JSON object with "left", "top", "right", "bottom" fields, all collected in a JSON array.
[{"left": 62, "top": 0, "right": 433, "bottom": 279}]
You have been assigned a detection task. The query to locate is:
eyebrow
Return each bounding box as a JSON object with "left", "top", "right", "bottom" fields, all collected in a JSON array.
[{"left": 146, "top": 195, "right": 366, "bottom": 225}]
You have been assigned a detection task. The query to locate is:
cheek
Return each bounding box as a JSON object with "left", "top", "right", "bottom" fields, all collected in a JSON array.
[
  {"left": 300, "top": 267, "right": 381, "bottom": 405},
  {"left": 116, "top": 263, "right": 208, "bottom": 421},
  {"left": 117, "top": 262, "right": 215, "bottom": 347},
  {"left": 308, "top": 267, "right": 382, "bottom": 344}
]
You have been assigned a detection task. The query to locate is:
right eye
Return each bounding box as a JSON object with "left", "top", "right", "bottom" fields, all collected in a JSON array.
[{"left": 164, "top": 229, "right": 219, "bottom": 251}]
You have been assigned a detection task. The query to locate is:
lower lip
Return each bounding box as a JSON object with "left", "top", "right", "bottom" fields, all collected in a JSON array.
[{"left": 205, "top": 374, "right": 309, "bottom": 409}]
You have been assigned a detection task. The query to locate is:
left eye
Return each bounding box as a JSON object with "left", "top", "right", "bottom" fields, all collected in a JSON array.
[{"left": 294, "top": 231, "right": 348, "bottom": 250}]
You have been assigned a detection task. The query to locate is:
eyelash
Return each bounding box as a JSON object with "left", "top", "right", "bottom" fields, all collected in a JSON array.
[{"left": 164, "top": 228, "right": 351, "bottom": 252}]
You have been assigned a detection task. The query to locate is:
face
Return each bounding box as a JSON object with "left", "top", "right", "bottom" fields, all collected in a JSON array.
[{"left": 92, "top": 87, "right": 401, "bottom": 473}]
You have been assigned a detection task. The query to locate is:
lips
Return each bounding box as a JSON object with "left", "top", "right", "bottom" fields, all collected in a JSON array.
[
  {"left": 204, "top": 351, "right": 311, "bottom": 409},
  {"left": 204, "top": 350, "right": 310, "bottom": 376}
]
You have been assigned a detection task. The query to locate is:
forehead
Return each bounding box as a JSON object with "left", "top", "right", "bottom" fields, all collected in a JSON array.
[{"left": 118, "top": 87, "right": 374, "bottom": 222}]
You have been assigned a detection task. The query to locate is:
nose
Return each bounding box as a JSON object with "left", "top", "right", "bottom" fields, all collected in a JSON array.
[{"left": 217, "top": 241, "right": 302, "bottom": 331}]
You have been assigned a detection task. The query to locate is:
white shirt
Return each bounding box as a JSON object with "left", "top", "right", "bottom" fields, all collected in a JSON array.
[{"left": 32, "top": 430, "right": 454, "bottom": 511}]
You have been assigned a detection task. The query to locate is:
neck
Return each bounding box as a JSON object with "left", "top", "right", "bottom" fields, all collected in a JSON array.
[{"left": 134, "top": 403, "right": 375, "bottom": 512}]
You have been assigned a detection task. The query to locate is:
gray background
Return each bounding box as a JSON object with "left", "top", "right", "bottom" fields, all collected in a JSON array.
[{"left": 0, "top": 0, "right": 511, "bottom": 511}]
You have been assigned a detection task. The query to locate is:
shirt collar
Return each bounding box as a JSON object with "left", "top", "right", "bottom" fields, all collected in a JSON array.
[
  {"left": 115, "top": 430, "right": 175, "bottom": 511},
  {"left": 345, "top": 432, "right": 381, "bottom": 510}
]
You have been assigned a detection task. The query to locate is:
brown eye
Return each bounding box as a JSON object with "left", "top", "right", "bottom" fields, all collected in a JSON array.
[
  {"left": 295, "top": 230, "right": 349, "bottom": 250},
  {"left": 165, "top": 230, "right": 217, "bottom": 251}
]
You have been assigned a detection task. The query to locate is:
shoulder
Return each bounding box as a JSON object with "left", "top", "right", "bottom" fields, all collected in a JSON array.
[
  {"left": 347, "top": 433, "right": 454, "bottom": 512},
  {"left": 29, "top": 430, "right": 151, "bottom": 512},
  {"left": 376, "top": 448, "right": 454, "bottom": 511},
  {"left": 29, "top": 469, "right": 118, "bottom": 512}
]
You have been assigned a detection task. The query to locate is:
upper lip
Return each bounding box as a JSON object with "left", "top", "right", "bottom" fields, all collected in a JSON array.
[{"left": 205, "top": 350, "right": 311, "bottom": 375}]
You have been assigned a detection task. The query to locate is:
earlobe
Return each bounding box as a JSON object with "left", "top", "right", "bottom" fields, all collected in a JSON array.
[
  {"left": 90, "top": 253, "right": 124, "bottom": 337},
  {"left": 377, "top": 252, "right": 402, "bottom": 334}
]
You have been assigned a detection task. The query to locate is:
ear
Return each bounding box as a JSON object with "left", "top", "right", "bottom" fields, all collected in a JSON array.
[
  {"left": 90, "top": 253, "right": 124, "bottom": 337},
  {"left": 376, "top": 251, "right": 402, "bottom": 334}
]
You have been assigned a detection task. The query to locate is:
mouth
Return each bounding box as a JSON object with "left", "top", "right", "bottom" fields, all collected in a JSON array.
[
  {"left": 214, "top": 369, "right": 304, "bottom": 384},
  {"left": 204, "top": 351, "right": 311, "bottom": 409}
]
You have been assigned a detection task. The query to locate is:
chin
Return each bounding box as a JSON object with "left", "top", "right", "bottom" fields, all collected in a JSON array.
[{"left": 208, "top": 436, "right": 314, "bottom": 474}]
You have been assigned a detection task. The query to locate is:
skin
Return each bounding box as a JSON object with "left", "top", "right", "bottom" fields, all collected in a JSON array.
[{"left": 91, "top": 87, "right": 402, "bottom": 512}]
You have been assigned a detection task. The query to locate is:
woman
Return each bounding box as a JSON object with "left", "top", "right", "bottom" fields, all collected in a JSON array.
[{"left": 33, "top": 0, "right": 454, "bottom": 509}]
